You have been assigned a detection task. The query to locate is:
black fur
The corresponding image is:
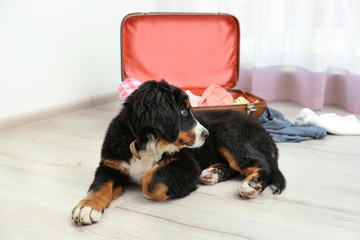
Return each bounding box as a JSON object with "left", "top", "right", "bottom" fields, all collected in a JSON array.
[
  {"left": 193, "top": 110, "right": 286, "bottom": 193},
  {"left": 121, "top": 80, "right": 185, "bottom": 143},
  {"left": 72, "top": 80, "right": 286, "bottom": 226}
]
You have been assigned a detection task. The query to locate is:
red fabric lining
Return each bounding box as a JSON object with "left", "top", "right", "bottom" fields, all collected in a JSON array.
[{"left": 122, "top": 14, "right": 239, "bottom": 90}]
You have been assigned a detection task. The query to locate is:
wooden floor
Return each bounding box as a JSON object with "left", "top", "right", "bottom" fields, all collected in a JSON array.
[{"left": 1, "top": 100, "right": 359, "bottom": 240}]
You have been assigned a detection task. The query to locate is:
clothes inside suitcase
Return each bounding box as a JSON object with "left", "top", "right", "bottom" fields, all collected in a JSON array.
[{"left": 121, "top": 13, "right": 266, "bottom": 118}]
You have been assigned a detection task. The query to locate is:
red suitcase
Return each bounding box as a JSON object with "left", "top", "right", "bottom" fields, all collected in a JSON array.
[{"left": 121, "top": 13, "right": 266, "bottom": 118}]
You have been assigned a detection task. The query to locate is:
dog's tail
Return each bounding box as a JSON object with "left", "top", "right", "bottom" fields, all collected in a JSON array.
[{"left": 270, "top": 168, "right": 286, "bottom": 194}]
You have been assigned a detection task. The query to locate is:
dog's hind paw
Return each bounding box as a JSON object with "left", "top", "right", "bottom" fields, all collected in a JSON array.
[
  {"left": 238, "top": 180, "right": 261, "bottom": 199},
  {"left": 200, "top": 168, "right": 219, "bottom": 185}
]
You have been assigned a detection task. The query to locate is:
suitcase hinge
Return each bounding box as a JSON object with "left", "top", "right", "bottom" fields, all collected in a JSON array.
[{"left": 247, "top": 103, "right": 257, "bottom": 117}]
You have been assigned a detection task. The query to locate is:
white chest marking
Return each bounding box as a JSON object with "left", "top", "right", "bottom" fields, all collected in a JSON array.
[
  {"left": 124, "top": 138, "right": 180, "bottom": 185},
  {"left": 128, "top": 151, "right": 161, "bottom": 185}
]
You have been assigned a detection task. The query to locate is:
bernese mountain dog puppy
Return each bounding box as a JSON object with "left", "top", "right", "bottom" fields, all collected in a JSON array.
[{"left": 72, "top": 80, "right": 286, "bottom": 226}]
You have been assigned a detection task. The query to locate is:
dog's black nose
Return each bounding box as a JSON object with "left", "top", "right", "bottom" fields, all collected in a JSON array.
[{"left": 201, "top": 129, "right": 209, "bottom": 139}]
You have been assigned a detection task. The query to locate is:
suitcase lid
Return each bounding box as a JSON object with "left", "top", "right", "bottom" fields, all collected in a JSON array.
[{"left": 121, "top": 13, "right": 240, "bottom": 92}]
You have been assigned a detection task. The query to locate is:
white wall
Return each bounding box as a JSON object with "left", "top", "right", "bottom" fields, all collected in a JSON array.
[
  {"left": 0, "top": 0, "right": 154, "bottom": 118},
  {"left": 0, "top": 0, "right": 230, "bottom": 119}
]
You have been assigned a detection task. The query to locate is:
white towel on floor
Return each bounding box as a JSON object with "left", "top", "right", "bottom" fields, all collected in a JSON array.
[{"left": 295, "top": 108, "right": 360, "bottom": 135}]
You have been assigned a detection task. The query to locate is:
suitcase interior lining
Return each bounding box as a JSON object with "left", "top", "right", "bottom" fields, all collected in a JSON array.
[{"left": 122, "top": 14, "right": 240, "bottom": 91}]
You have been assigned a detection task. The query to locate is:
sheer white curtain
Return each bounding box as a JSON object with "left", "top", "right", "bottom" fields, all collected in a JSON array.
[
  {"left": 231, "top": 0, "right": 360, "bottom": 74},
  {"left": 156, "top": 0, "right": 360, "bottom": 113},
  {"left": 229, "top": 0, "right": 360, "bottom": 113}
]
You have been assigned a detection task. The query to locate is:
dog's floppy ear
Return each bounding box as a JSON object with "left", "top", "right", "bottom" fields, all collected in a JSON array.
[
  {"left": 152, "top": 106, "right": 180, "bottom": 143},
  {"left": 124, "top": 80, "right": 180, "bottom": 143}
]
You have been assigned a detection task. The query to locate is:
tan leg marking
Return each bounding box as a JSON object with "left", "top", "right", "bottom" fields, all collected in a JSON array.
[
  {"left": 208, "top": 163, "right": 228, "bottom": 169},
  {"left": 72, "top": 181, "right": 124, "bottom": 226},
  {"left": 218, "top": 148, "right": 261, "bottom": 177},
  {"left": 74, "top": 181, "right": 123, "bottom": 211},
  {"left": 217, "top": 147, "right": 263, "bottom": 198},
  {"left": 160, "top": 157, "right": 178, "bottom": 167},
  {"left": 217, "top": 147, "right": 243, "bottom": 173},
  {"left": 112, "top": 185, "right": 124, "bottom": 200},
  {"left": 239, "top": 167, "right": 263, "bottom": 199},
  {"left": 101, "top": 159, "right": 129, "bottom": 174},
  {"left": 142, "top": 168, "right": 169, "bottom": 202}
]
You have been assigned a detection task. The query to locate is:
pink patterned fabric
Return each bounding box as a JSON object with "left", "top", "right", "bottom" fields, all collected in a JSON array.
[
  {"left": 236, "top": 66, "right": 360, "bottom": 114},
  {"left": 118, "top": 78, "right": 143, "bottom": 102},
  {"left": 198, "top": 84, "right": 233, "bottom": 107}
]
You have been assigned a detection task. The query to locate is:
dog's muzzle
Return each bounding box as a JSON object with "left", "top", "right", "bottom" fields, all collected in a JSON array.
[{"left": 191, "top": 122, "right": 208, "bottom": 148}]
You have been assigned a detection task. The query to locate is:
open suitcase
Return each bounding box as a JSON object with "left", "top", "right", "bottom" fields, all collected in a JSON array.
[{"left": 121, "top": 13, "right": 267, "bottom": 118}]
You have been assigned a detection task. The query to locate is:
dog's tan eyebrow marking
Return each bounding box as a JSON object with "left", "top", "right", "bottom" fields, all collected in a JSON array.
[{"left": 185, "top": 99, "right": 190, "bottom": 108}]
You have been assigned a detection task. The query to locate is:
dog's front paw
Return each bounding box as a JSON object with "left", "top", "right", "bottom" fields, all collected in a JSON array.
[
  {"left": 238, "top": 180, "right": 261, "bottom": 199},
  {"left": 200, "top": 168, "right": 219, "bottom": 185},
  {"left": 71, "top": 204, "right": 102, "bottom": 226}
]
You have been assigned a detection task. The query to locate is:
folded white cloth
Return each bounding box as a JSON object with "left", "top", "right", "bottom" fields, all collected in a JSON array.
[
  {"left": 296, "top": 108, "right": 360, "bottom": 135},
  {"left": 186, "top": 90, "right": 202, "bottom": 107}
]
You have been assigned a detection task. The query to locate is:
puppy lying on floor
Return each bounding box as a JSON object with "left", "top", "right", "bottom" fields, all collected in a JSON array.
[{"left": 72, "top": 80, "right": 286, "bottom": 226}]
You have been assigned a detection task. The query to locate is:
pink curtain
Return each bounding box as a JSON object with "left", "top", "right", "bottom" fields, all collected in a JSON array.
[{"left": 237, "top": 66, "right": 360, "bottom": 114}]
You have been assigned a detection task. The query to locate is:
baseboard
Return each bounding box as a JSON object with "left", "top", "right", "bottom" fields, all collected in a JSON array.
[{"left": 0, "top": 91, "right": 119, "bottom": 132}]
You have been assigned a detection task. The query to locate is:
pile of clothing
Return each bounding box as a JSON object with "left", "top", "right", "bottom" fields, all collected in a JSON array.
[
  {"left": 119, "top": 79, "right": 360, "bottom": 143},
  {"left": 119, "top": 79, "right": 257, "bottom": 107},
  {"left": 295, "top": 108, "right": 360, "bottom": 135},
  {"left": 258, "top": 107, "right": 360, "bottom": 142},
  {"left": 186, "top": 84, "right": 259, "bottom": 107},
  {"left": 258, "top": 108, "right": 327, "bottom": 142}
]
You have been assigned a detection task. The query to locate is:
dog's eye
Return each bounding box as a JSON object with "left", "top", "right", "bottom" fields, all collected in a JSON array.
[{"left": 181, "top": 109, "right": 188, "bottom": 116}]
